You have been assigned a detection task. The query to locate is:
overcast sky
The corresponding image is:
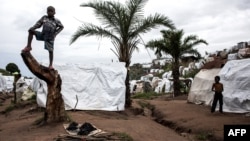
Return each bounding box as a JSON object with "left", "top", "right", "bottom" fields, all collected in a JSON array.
[{"left": 0, "top": 0, "right": 250, "bottom": 77}]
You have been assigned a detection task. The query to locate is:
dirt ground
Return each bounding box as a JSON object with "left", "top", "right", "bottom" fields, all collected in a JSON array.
[{"left": 0, "top": 94, "right": 250, "bottom": 141}]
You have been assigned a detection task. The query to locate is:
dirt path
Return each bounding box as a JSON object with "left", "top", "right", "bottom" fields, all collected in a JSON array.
[
  {"left": 0, "top": 95, "right": 188, "bottom": 141},
  {"left": 147, "top": 97, "right": 250, "bottom": 141},
  {"left": 0, "top": 94, "right": 249, "bottom": 141}
]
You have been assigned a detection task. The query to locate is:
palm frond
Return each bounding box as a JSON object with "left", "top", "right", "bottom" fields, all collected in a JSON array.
[
  {"left": 181, "top": 48, "right": 202, "bottom": 59},
  {"left": 191, "top": 39, "right": 208, "bottom": 46},
  {"left": 110, "top": 42, "right": 120, "bottom": 58},
  {"left": 127, "top": 0, "right": 148, "bottom": 23},
  {"left": 146, "top": 39, "right": 171, "bottom": 57},
  {"left": 106, "top": 1, "right": 126, "bottom": 34},
  {"left": 70, "top": 23, "right": 118, "bottom": 44},
  {"left": 183, "top": 35, "right": 197, "bottom": 45},
  {"left": 111, "top": 40, "right": 122, "bottom": 59},
  {"left": 182, "top": 38, "right": 208, "bottom": 52},
  {"left": 80, "top": 1, "right": 120, "bottom": 32},
  {"left": 130, "top": 14, "right": 175, "bottom": 38},
  {"left": 147, "top": 29, "right": 208, "bottom": 60},
  {"left": 128, "top": 39, "right": 140, "bottom": 58},
  {"left": 72, "top": 0, "right": 175, "bottom": 68}
]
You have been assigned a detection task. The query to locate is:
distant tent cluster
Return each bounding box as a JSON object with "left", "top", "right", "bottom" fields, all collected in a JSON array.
[
  {"left": 129, "top": 58, "right": 206, "bottom": 95},
  {"left": 130, "top": 51, "right": 250, "bottom": 113},
  {"left": 0, "top": 74, "right": 34, "bottom": 103},
  {"left": 0, "top": 75, "right": 15, "bottom": 94}
]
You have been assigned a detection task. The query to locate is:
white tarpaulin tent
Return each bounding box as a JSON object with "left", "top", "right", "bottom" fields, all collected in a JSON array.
[
  {"left": 3, "top": 76, "right": 14, "bottom": 93},
  {"left": 218, "top": 59, "right": 250, "bottom": 113},
  {"left": 0, "top": 75, "right": 14, "bottom": 93},
  {"left": 0, "top": 74, "right": 7, "bottom": 93},
  {"left": 31, "top": 62, "right": 127, "bottom": 111},
  {"left": 187, "top": 69, "right": 221, "bottom": 106},
  {"left": 154, "top": 78, "right": 173, "bottom": 93},
  {"left": 188, "top": 59, "right": 250, "bottom": 113},
  {"left": 15, "top": 77, "right": 35, "bottom": 101}
]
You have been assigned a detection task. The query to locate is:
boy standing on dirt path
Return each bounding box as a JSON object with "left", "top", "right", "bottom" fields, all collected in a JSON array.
[
  {"left": 211, "top": 76, "right": 224, "bottom": 113},
  {"left": 22, "top": 6, "right": 64, "bottom": 70}
]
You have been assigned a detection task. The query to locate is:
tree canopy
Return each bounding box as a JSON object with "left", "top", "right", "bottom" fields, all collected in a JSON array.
[
  {"left": 5, "top": 63, "right": 20, "bottom": 75},
  {"left": 146, "top": 29, "right": 208, "bottom": 96},
  {"left": 70, "top": 0, "right": 175, "bottom": 107},
  {"left": 70, "top": 0, "right": 175, "bottom": 67}
]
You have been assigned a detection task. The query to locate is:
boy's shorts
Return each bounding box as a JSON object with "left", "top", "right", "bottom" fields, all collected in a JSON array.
[{"left": 35, "top": 31, "right": 54, "bottom": 52}]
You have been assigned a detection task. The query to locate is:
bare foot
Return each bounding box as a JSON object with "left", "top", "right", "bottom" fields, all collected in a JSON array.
[
  {"left": 49, "top": 66, "right": 54, "bottom": 70},
  {"left": 22, "top": 47, "right": 32, "bottom": 52}
]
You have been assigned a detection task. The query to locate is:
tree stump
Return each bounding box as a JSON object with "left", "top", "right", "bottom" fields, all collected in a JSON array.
[{"left": 21, "top": 52, "right": 66, "bottom": 124}]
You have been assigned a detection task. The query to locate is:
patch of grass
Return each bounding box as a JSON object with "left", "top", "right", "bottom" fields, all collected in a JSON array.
[
  {"left": 32, "top": 111, "right": 71, "bottom": 125},
  {"left": 29, "top": 94, "right": 36, "bottom": 100},
  {"left": 183, "top": 68, "right": 200, "bottom": 78},
  {"left": 2, "top": 104, "right": 15, "bottom": 114},
  {"left": 1, "top": 100, "right": 38, "bottom": 114},
  {"left": 196, "top": 132, "right": 213, "bottom": 141},
  {"left": 84, "top": 110, "right": 128, "bottom": 120},
  {"left": 113, "top": 132, "right": 133, "bottom": 141},
  {"left": 132, "top": 92, "right": 163, "bottom": 100},
  {"left": 137, "top": 100, "right": 155, "bottom": 110},
  {"left": 33, "top": 116, "right": 45, "bottom": 125},
  {"left": 64, "top": 112, "right": 73, "bottom": 122}
]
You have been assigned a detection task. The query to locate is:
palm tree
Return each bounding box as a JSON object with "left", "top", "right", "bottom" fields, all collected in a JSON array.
[
  {"left": 70, "top": 0, "right": 175, "bottom": 107},
  {"left": 146, "top": 29, "right": 208, "bottom": 97}
]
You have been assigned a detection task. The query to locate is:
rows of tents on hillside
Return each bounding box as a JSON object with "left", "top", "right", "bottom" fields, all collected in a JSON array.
[
  {"left": 130, "top": 41, "right": 250, "bottom": 113},
  {"left": 0, "top": 41, "right": 250, "bottom": 113}
]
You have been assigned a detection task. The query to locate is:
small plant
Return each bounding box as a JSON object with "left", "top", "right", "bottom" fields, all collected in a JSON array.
[
  {"left": 137, "top": 100, "right": 155, "bottom": 110},
  {"left": 25, "top": 95, "right": 37, "bottom": 105},
  {"left": 64, "top": 112, "right": 73, "bottom": 122},
  {"left": 33, "top": 116, "right": 45, "bottom": 125},
  {"left": 2, "top": 104, "right": 15, "bottom": 114},
  {"left": 183, "top": 68, "right": 200, "bottom": 78},
  {"left": 113, "top": 132, "right": 133, "bottom": 141},
  {"left": 196, "top": 131, "right": 213, "bottom": 141},
  {"left": 132, "top": 92, "right": 157, "bottom": 100},
  {"left": 30, "top": 94, "right": 36, "bottom": 100}
]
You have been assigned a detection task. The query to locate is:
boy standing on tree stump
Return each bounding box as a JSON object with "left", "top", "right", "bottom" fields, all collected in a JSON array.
[{"left": 22, "top": 6, "right": 64, "bottom": 70}]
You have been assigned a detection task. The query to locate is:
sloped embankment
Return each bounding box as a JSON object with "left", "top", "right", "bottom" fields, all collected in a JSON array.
[{"left": 134, "top": 100, "right": 218, "bottom": 141}]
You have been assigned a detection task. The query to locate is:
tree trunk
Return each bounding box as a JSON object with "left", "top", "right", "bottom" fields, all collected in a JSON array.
[
  {"left": 125, "top": 69, "right": 131, "bottom": 107},
  {"left": 21, "top": 52, "right": 66, "bottom": 123},
  {"left": 172, "top": 60, "right": 181, "bottom": 97}
]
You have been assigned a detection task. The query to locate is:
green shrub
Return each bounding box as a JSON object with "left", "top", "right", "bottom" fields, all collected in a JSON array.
[
  {"left": 132, "top": 92, "right": 157, "bottom": 100},
  {"left": 113, "top": 132, "right": 133, "bottom": 141}
]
